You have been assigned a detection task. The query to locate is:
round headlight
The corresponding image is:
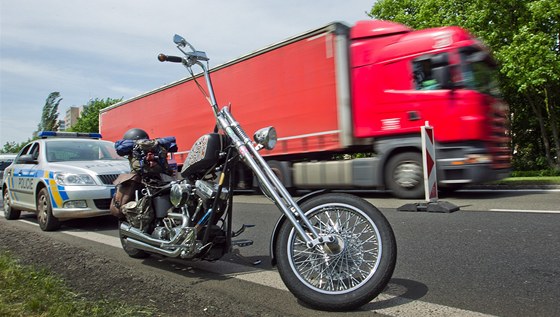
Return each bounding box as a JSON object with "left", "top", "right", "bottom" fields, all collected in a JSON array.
[
  {"left": 170, "top": 182, "right": 191, "bottom": 207},
  {"left": 253, "top": 126, "right": 277, "bottom": 150}
]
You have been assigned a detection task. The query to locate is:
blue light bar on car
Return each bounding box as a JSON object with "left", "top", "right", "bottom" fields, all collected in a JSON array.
[{"left": 38, "top": 131, "right": 102, "bottom": 139}]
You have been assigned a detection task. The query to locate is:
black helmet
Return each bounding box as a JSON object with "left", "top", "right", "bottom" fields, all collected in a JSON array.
[{"left": 123, "top": 128, "right": 149, "bottom": 140}]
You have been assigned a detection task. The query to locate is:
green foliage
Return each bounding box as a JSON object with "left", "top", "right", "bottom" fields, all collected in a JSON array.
[
  {"left": 35, "top": 92, "right": 62, "bottom": 136},
  {"left": 370, "top": 0, "right": 560, "bottom": 171},
  {"left": 511, "top": 169, "right": 560, "bottom": 177},
  {"left": 68, "top": 98, "right": 122, "bottom": 133},
  {"left": 0, "top": 140, "right": 30, "bottom": 154},
  {"left": 0, "top": 251, "right": 155, "bottom": 317}
]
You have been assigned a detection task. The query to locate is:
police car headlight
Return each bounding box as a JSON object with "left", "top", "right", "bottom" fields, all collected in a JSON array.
[{"left": 54, "top": 173, "right": 96, "bottom": 185}]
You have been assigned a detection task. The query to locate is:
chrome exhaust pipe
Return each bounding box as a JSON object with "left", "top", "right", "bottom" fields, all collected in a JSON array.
[
  {"left": 119, "top": 222, "right": 168, "bottom": 247},
  {"left": 119, "top": 221, "right": 191, "bottom": 246},
  {"left": 119, "top": 222, "right": 196, "bottom": 258},
  {"left": 125, "top": 238, "right": 183, "bottom": 257}
]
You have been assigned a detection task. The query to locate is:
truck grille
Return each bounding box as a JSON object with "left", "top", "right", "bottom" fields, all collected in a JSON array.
[{"left": 98, "top": 174, "right": 121, "bottom": 185}]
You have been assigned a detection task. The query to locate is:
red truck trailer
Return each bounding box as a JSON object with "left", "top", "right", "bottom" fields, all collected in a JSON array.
[{"left": 99, "top": 20, "right": 511, "bottom": 199}]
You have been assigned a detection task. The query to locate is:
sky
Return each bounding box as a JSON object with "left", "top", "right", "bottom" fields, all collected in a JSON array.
[{"left": 0, "top": 0, "right": 376, "bottom": 147}]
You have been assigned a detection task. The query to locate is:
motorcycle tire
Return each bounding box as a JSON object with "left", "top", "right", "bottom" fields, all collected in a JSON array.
[
  {"left": 118, "top": 221, "right": 151, "bottom": 259},
  {"left": 275, "top": 193, "right": 396, "bottom": 311}
]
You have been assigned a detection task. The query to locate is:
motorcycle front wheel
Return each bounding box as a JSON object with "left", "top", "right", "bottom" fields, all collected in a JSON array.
[{"left": 275, "top": 193, "right": 396, "bottom": 311}]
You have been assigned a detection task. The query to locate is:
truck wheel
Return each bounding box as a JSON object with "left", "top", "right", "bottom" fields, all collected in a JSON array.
[
  {"left": 3, "top": 188, "right": 21, "bottom": 220},
  {"left": 37, "top": 188, "right": 61, "bottom": 231},
  {"left": 385, "top": 152, "right": 424, "bottom": 199}
]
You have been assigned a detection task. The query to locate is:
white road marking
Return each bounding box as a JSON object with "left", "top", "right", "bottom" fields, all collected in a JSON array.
[
  {"left": 64, "top": 230, "right": 123, "bottom": 248},
  {"left": 489, "top": 209, "right": 560, "bottom": 214},
  {"left": 1, "top": 210, "right": 497, "bottom": 316}
]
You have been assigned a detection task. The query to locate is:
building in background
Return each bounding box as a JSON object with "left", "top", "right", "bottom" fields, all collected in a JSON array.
[{"left": 59, "top": 106, "right": 82, "bottom": 131}]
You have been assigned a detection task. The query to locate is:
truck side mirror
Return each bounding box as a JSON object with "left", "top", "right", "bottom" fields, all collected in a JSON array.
[
  {"left": 432, "top": 65, "right": 454, "bottom": 89},
  {"left": 431, "top": 53, "right": 449, "bottom": 67}
]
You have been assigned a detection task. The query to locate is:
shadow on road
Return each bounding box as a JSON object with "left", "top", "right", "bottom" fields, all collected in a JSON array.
[{"left": 362, "top": 278, "right": 429, "bottom": 311}]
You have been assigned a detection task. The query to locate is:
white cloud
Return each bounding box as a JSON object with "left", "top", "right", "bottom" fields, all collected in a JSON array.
[{"left": 0, "top": 0, "right": 375, "bottom": 145}]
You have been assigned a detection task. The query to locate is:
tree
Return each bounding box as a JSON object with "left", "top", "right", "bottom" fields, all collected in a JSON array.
[
  {"left": 0, "top": 140, "right": 29, "bottom": 154},
  {"left": 68, "top": 97, "right": 122, "bottom": 133},
  {"left": 369, "top": 0, "right": 560, "bottom": 170},
  {"left": 35, "top": 92, "right": 62, "bottom": 136}
]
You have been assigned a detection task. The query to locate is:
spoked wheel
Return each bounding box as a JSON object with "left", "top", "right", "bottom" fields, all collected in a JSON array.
[{"left": 275, "top": 193, "right": 396, "bottom": 311}]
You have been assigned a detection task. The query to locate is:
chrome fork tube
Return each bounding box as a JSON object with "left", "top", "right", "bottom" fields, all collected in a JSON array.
[{"left": 217, "top": 108, "right": 323, "bottom": 247}]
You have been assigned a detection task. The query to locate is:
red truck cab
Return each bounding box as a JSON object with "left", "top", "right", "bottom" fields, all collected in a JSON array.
[{"left": 346, "top": 21, "right": 510, "bottom": 197}]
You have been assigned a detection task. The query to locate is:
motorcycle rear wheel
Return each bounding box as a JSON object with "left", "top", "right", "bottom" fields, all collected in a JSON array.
[
  {"left": 275, "top": 193, "right": 396, "bottom": 311},
  {"left": 118, "top": 221, "right": 151, "bottom": 259}
]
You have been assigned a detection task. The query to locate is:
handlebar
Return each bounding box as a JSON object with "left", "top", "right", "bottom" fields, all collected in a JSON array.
[
  {"left": 159, "top": 34, "right": 219, "bottom": 116},
  {"left": 158, "top": 54, "right": 183, "bottom": 63}
]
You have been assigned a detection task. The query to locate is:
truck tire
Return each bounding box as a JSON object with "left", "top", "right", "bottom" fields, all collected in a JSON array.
[
  {"left": 37, "top": 187, "right": 61, "bottom": 231},
  {"left": 385, "top": 152, "right": 424, "bottom": 199},
  {"left": 3, "top": 188, "right": 21, "bottom": 220}
]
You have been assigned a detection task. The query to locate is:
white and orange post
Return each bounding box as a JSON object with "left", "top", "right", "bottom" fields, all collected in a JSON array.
[{"left": 421, "top": 121, "right": 438, "bottom": 203}]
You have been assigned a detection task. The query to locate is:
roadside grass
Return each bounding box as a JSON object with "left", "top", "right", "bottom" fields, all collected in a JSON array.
[
  {"left": 494, "top": 176, "right": 560, "bottom": 186},
  {"left": 0, "top": 251, "right": 157, "bottom": 317}
]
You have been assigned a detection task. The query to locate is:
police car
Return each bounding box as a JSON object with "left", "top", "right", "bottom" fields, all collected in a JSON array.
[
  {"left": 2, "top": 131, "right": 130, "bottom": 231},
  {"left": 0, "top": 154, "right": 17, "bottom": 182}
]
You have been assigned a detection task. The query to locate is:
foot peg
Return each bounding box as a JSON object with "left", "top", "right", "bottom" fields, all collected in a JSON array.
[
  {"left": 232, "top": 224, "right": 255, "bottom": 237},
  {"left": 232, "top": 239, "right": 253, "bottom": 247}
]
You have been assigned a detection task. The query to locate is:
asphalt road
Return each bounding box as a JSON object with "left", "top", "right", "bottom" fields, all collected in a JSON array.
[{"left": 1, "top": 188, "right": 559, "bottom": 316}]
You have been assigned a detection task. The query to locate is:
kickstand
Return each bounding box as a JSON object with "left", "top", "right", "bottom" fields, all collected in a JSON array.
[{"left": 232, "top": 249, "right": 262, "bottom": 266}]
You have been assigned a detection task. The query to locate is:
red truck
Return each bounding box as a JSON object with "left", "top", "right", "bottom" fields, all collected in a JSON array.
[{"left": 99, "top": 20, "right": 511, "bottom": 199}]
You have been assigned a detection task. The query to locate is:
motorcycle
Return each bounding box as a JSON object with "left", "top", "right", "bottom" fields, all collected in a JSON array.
[{"left": 117, "top": 34, "right": 397, "bottom": 311}]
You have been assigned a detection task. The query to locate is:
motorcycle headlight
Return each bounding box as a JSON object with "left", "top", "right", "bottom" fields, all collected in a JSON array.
[
  {"left": 54, "top": 173, "right": 96, "bottom": 186},
  {"left": 170, "top": 182, "right": 191, "bottom": 207},
  {"left": 253, "top": 126, "right": 277, "bottom": 150}
]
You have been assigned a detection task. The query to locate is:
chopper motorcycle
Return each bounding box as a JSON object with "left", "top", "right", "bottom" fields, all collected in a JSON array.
[{"left": 117, "top": 34, "right": 397, "bottom": 311}]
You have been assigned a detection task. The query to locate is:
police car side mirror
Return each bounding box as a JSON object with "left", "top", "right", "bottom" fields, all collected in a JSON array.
[{"left": 18, "top": 154, "right": 38, "bottom": 165}]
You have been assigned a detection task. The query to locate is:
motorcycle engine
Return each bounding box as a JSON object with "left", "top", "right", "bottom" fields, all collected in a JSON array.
[
  {"left": 195, "top": 180, "right": 228, "bottom": 202},
  {"left": 151, "top": 226, "right": 169, "bottom": 240}
]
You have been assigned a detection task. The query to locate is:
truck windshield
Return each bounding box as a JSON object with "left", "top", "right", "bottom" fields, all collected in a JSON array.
[{"left": 459, "top": 48, "right": 501, "bottom": 98}]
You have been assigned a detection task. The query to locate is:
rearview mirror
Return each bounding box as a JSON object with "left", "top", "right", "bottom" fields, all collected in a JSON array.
[
  {"left": 173, "top": 34, "right": 187, "bottom": 47},
  {"left": 432, "top": 65, "right": 454, "bottom": 89},
  {"left": 17, "top": 154, "right": 38, "bottom": 165}
]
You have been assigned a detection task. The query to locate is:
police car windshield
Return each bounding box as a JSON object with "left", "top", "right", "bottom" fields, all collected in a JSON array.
[{"left": 46, "top": 140, "right": 123, "bottom": 162}]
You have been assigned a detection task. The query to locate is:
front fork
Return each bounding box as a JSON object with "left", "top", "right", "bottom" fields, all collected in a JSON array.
[{"left": 217, "top": 109, "right": 333, "bottom": 248}]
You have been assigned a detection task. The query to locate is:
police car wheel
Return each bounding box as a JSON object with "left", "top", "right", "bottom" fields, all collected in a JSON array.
[
  {"left": 3, "top": 189, "right": 21, "bottom": 220},
  {"left": 37, "top": 188, "right": 61, "bottom": 231}
]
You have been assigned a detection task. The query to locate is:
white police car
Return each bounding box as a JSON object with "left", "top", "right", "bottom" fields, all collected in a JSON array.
[{"left": 2, "top": 131, "right": 130, "bottom": 231}]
